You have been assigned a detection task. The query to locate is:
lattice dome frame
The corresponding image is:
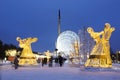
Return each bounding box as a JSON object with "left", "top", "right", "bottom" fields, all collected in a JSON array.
[{"left": 56, "top": 30, "right": 80, "bottom": 56}]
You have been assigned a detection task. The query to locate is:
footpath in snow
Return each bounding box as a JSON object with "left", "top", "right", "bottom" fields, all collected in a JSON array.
[{"left": 0, "top": 62, "right": 120, "bottom": 80}]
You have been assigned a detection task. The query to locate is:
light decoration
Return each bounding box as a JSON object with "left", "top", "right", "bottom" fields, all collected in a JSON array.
[
  {"left": 56, "top": 30, "right": 80, "bottom": 56},
  {"left": 44, "top": 50, "right": 52, "bottom": 62},
  {"left": 44, "top": 50, "right": 51, "bottom": 58},
  {"left": 5, "top": 49, "right": 17, "bottom": 61},
  {"left": 5, "top": 49, "right": 17, "bottom": 56},
  {"left": 85, "top": 23, "right": 115, "bottom": 68},
  {"left": 56, "top": 30, "right": 80, "bottom": 64},
  {"left": 16, "top": 37, "right": 38, "bottom": 65}
]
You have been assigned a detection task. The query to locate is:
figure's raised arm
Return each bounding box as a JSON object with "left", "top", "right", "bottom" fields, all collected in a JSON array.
[
  {"left": 110, "top": 27, "right": 115, "bottom": 32},
  {"left": 87, "top": 27, "right": 93, "bottom": 34},
  {"left": 16, "top": 37, "right": 21, "bottom": 42},
  {"left": 30, "top": 37, "right": 38, "bottom": 43}
]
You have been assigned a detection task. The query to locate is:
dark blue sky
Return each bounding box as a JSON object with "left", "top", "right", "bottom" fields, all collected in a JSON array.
[{"left": 0, "top": 0, "right": 120, "bottom": 52}]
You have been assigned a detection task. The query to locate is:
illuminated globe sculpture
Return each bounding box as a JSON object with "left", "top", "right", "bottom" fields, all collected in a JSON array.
[
  {"left": 16, "top": 37, "right": 38, "bottom": 65},
  {"left": 56, "top": 30, "right": 80, "bottom": 63},
  {"left": 85, "top": 23, "right": 115, "bottom": 68}
]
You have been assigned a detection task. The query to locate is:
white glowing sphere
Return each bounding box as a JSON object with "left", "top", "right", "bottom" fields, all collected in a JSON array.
[{"left": 56, "top": 30, "right": 80, "bottom": 55}]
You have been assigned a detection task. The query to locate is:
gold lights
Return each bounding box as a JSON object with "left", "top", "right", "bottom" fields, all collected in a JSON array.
[{"left": 85, "top": 23, "right": 115, "bottom": 68}]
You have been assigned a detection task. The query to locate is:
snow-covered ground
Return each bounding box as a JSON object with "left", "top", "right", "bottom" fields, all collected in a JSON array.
[{"left": 0, "top": 62, "right": 120, "bottom": 80}]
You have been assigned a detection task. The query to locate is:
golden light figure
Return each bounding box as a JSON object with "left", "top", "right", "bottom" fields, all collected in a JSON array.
[
  {"left": 16, "top": 37, "right": 38, "bottom": 65},
  {"left": 44, "top": 50, "right": 51, "bottom": 62},
  {"left": 85, "top": 23, "right": 115, "bottom": 68}
]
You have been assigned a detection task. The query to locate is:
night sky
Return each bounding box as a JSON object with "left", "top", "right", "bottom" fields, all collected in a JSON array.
[{"left": 0, "top": 0, "right": 120, "bottom": 53}]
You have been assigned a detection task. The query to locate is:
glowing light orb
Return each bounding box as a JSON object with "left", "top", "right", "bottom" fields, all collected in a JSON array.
[{"left": 56, "top": 30, "right": 80, "bottom": 56}]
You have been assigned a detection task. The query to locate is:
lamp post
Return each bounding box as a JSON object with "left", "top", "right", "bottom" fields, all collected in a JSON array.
[{"left": 55, "top": 49, "right": 58, "bottom": 57}]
